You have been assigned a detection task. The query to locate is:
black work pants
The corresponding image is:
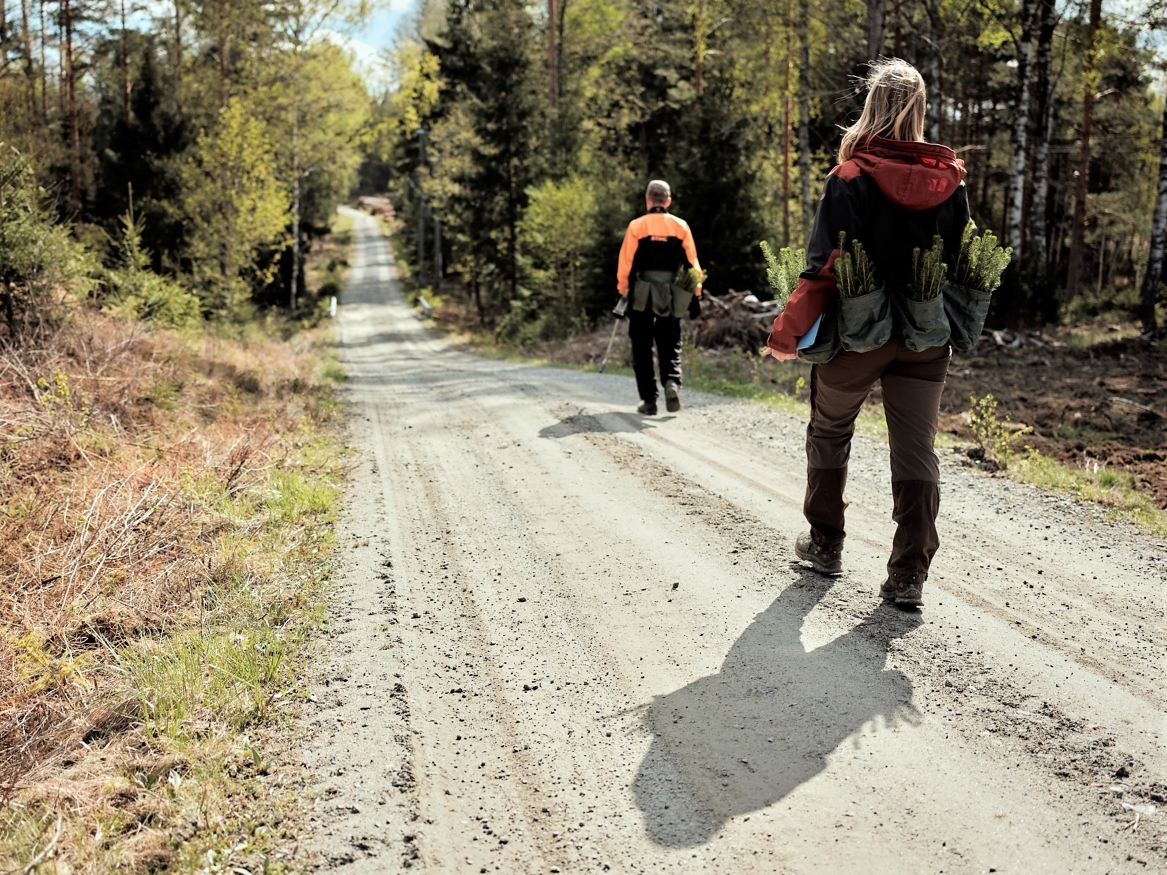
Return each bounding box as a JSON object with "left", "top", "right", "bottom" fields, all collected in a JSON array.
[{"left": 628, "top": 309, "right": 682, "bottom": 402}]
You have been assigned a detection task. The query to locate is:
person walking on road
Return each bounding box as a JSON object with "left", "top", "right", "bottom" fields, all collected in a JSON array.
[
  {"left": 766, "top": 59, "right": 971, "bottom": 608},
  {"left": 616, "top": 180, "right": 703, "bottom": 415}
]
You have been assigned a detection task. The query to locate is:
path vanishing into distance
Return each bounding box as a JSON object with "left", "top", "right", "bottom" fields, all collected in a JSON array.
[{"left": 297, "top": 207, "right": 1166, "bottom": 874}]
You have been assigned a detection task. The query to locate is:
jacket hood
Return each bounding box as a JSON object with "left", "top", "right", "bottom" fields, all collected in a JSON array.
[{"left": 839, "top": 136, "right": 966, "bottom": 210}]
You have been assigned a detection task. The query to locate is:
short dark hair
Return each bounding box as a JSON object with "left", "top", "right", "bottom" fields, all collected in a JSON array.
[{"left": 645, "top": 179, "right": 671, "bottom": 204}]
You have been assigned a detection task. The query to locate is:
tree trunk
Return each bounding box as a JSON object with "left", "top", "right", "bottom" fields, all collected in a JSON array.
[
  {"left": 546, "top": 0, "right": 556, "bottom": 108},
  {"left": 782, "top": 48, "right": 792, "bottom": 247},
  {"left": 172, "top": 0, "right": 183, "bottom": 117},
  {"left": 925, "top": 0, "right": 943, "bottom": 142},
  {"left": 120, "top": 0, "right": 131, "bottom": 124},
  {"left": 290, "top": 175, "right": 300, "bottom": 318},
  {"left": 865, "top": 0, "right": 884, "bottom": 60},
  {"left": 434, "top": 211, "right": 443, "bottom": 286},
  {"left": 1005, "top": 0, "right": 1037, "bottom": 263},
  {"left": 1140, "top": 102, "right": 1167, "bottom": 331},
  {"left": 693, "top": 0, "right": 706, "bottom": 97},
  {"left": 1028, "top": 0, "right": 1056, "bottom": 268},
  {"left": 62, "top": 0, "right": 81, "bottom": 215},
  {"left": 19, "top": 0, "right": 35, "bottom": 118},
  {"left": 1064, "top": 0, "right": 1102, "bottom": 301},
  {"left": 37, "top": 0, "right": 45, "bottom": 120},
  {"left": 797, "top": 0, "right": 811, "bottom": 237},
  {"left": 217, "top": 2, "right": 228, "bottom": 108}
]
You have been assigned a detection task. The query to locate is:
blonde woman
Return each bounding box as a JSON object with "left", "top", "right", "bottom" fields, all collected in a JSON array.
[{"left": 766, "top": 59, "right": 970, "bottom": 608}]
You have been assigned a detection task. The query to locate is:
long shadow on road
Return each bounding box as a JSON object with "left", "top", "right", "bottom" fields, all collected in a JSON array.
[{"left": 634, "top": 572, "right": 921, "bottom": 847}]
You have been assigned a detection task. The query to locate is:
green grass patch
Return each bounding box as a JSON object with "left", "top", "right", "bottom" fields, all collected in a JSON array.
[{"left": 1008, "top": 450, "right": 1167, "bottom": 537}]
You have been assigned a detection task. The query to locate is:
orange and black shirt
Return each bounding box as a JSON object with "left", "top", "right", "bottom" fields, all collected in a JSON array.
[{"left": 617, "top": 208, "right": 702, "bottom": 296}]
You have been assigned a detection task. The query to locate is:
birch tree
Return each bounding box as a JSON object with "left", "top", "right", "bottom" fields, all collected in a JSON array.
[
  {"left": 1064, "top": 0, "right": 1103, "bottom": 301},
  {"left": 1005, "top": 0, "right": 1037, "bottom": 262},
  {"left": 1141, "top": 102, "right": 1167, "bottom": 330},
  {"left": 1027, "top": 0, "right": 1057, "bottom": 269}
]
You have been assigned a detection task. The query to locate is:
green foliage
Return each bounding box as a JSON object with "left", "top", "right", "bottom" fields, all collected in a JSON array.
[
  {"left": 501, "top": 176, "right": 601, "bottom": 343},
  {"left": 674, "top": 265, "right": 707, "bottom": 295},
  {"left": 181, "top": 100, "right": 290, "bottom": 321},
  {"left": 909, "top": 236, "right": 947, "bottom": 302},
  {"left": 968, "top": 393, "right": 1031, "bottom": 469},
  {"left": 952, "top": 222, "right": 1012, "bottom": 294},
  {"left": 833, "top": 232, "right": 879, "bottom": 298},
  {"left": 759, "top": 241, "right": 806, "bottom": 306},
  {"left": 0, "top": 145, "right": 97, "bottom": 342},
  {"left": 103, "top": 209, "right": 201, "bottom": 329}
]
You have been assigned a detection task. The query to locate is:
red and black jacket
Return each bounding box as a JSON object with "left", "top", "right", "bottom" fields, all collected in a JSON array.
[{"left": 767, "top": 137, "right": 970, "bottom": 356}]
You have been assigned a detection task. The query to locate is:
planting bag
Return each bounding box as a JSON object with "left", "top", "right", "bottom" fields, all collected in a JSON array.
[
  {"left": 943, "top": 281, "right": 993, "bottom": 353},
  {"left": 837, "top": 286, "right": 893, "bottom": 353},
  {"left": 892, "top": 291, "right": 951, "bottom": 352},
  {"left": 633, "top": 271, "right": 692, "bottom": 318}
]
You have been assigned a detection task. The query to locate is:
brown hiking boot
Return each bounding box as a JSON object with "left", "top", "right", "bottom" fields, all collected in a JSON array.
[
  {"left": 794, "top": 532, "right": 843, "bottom": 576},
  {"left": 880, "top": 573, "right": 925, "bottom": 607}
]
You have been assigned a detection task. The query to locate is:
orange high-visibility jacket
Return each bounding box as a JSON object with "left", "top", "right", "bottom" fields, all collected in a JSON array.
[{"left": 616, "top": 209, "right": 702, "bottom": 296}]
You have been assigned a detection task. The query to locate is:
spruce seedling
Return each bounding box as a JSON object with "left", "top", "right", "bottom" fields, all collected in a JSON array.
[
  {"left": 759, "top": 241, "right": 806, "bottom": 307},
  {"left": 951, "top": 221, "right": 1012, "bottom": 293},
  {"left": 673, "top": 264, "right": 707, "bottom": 294},
  {"left": 833, "top": 231, "right": 878, "bottom": 298},
  {"left": 909, "top": 236, "right": 947, "bottom": 301}
]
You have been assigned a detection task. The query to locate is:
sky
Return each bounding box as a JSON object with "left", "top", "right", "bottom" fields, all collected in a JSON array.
[{"left": 326, "top": 0, "right": 417, "bottom": 89}]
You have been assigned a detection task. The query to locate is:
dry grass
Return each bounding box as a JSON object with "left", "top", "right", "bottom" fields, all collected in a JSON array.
[{"left": 0, "top": 310, "right": 345, "bottom": 873}]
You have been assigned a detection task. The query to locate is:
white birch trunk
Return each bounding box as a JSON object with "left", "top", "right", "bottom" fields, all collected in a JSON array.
[
  {"left": 1140, "top": 103, "right": 1167, "bottom": 330},
  {"left": 1006, "top": 0, "right": 1037, "bottom": 263}
]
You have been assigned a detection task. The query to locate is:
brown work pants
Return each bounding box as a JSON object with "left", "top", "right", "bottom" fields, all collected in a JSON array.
[{"left": 804, "top": 341, "right": 950, "bottom": 579}]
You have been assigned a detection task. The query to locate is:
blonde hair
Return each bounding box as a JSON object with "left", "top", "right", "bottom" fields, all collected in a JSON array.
[{"left": 838, "top": 59, "right": 927, "bottom": 163}]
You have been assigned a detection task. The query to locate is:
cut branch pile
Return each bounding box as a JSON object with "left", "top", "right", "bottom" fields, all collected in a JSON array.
[
  {"left": 356, "top": 196, "right": 395, "bottom": 224},
  {"left": 690, "top": 290, "right": 779, "bottom": 354}
]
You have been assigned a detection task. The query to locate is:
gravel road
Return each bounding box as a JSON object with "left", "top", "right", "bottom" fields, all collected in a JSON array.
[{"left": 299, "top": 208, "right": 1166, "bottom": 874}]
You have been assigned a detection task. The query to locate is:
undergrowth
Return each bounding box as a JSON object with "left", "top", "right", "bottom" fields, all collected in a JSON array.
[{"left": 0, "top": 311, "right": 346, "bottom": 874}]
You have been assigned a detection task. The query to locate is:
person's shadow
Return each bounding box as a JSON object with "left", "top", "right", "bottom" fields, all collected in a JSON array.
[
  {"left": 538, "top": 410, "right": 674, "bottom": 440},
  {"left": 633, "top": 572, "right": 922, "bottom": 847}
]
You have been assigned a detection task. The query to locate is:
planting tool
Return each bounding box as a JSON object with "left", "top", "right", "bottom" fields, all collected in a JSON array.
[{"left": 599, "top": 296, "right": 628, "bottom": 373}]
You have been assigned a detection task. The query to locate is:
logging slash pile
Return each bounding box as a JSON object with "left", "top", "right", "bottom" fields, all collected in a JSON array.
[{"left": 690, "top": 290, "right": 780, "bottom": 353}]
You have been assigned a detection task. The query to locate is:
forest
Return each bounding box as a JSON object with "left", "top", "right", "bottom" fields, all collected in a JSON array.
[
  {"left": 0, "top": 1, "right": 1163, "bottom": 342},
  {"left": 0, "top": 0, "right": 370, "bottom": 335},
  {"left": 369, "top": 0, "right": 1167, "bottom": 343}
]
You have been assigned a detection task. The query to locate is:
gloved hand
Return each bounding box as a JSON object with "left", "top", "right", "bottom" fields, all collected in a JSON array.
[
  {"left": 688, "top": 294, "right": 701, "bottom": 320},
  {"left": 613, "top": 294, "right": 629, "bottom": 319}
]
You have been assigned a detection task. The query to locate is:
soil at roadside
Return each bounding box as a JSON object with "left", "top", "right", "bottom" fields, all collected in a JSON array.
[{"left": 938, "top": 333, "right": 1167, "bottom": 508}]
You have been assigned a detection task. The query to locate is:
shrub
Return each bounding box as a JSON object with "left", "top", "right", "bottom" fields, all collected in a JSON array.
[
  {"left": 0, "top": 144, "right": 97, "bottom": 343},
  {"left": 103, "top": 209, "right": 201, "bottom": 329},
  {"left": 968, "top": 393, "right": 1031, "bottom": 469}
]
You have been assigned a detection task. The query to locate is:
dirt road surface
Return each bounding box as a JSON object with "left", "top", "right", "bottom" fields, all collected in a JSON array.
[{"left": 297, "top": 208, "right": 1166, "bottom": 874}]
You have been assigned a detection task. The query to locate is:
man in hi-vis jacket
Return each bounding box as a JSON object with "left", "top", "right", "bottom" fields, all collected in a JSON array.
[{"left": 616, "top": 180, "right": 702, "bottom": 415}]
